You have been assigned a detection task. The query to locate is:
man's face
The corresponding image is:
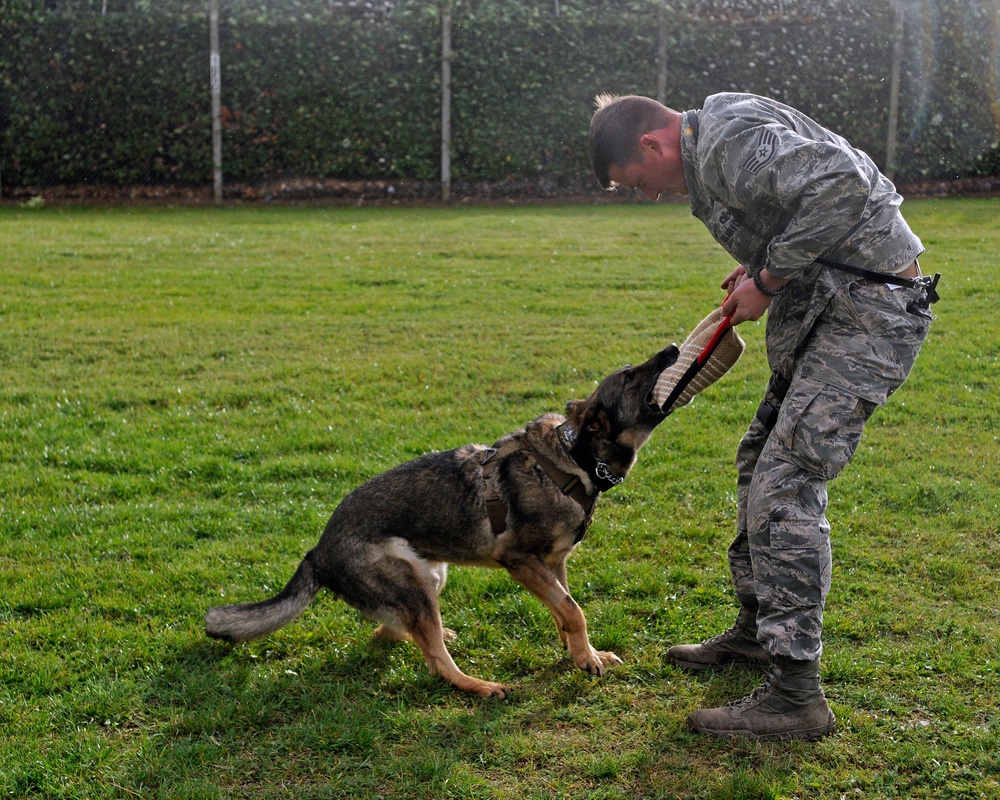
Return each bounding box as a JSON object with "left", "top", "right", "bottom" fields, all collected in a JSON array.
[
  {"left": 606, "top": 133, "right": 680, "bottom": 200},
  {"left": 608, "top": 155, "right": 664, "bottom": 201}
]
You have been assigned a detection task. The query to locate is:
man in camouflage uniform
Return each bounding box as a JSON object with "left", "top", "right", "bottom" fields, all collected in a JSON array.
[{"left": 589, "top": 92, "right": 934, "bottom": 740}]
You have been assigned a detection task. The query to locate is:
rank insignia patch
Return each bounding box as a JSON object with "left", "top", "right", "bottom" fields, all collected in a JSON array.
[{"left": 742, "top": 128, "right": 779, "bottom": 174}]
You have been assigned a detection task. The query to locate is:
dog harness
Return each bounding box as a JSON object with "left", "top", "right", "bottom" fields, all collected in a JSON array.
[{"left": 479, "top": 430, "right": 602, "bottom": 540}]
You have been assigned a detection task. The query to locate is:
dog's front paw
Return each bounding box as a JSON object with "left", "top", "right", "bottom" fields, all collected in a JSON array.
[
  {"left": 595, "top": 650, "right": 623, "bottom": 668},
  {"left": 575, "top": 647, "right": 623, "bottom": 676},
  {"left": 471, "top": 680, "right": 511, "bottom": 699},
  {"left": 574, "top": 646, "right": 622, "bottom": 678}
]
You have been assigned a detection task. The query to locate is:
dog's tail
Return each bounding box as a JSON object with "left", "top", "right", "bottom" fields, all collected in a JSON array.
[{"left": 205, "top": 555, "right": 322, "bottom": 644}]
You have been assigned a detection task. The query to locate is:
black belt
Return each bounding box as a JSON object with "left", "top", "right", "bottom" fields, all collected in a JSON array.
[{"left": 816, "top": 256, "right": 941, "bottom": 308}]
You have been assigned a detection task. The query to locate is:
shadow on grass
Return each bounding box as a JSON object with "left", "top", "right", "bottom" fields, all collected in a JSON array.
[
  {"left": 126, "top": 631, "right": 553, "bottom": 797},
  {"left": 124, "top": 622, "right": 815, "bottom": 798}
]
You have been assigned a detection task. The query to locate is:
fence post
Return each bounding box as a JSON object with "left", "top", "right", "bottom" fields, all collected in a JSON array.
[
  {"left": 656, "top": 0, "right": 668, "bottom": 104},
  {"left": 209, "top": 0, "right": 223, "bottom": 204},
  {"left": 885, "top": 0, "right": 904, "bottom": 180},
  {"left": 440, "top": 3, "right": 452, "bottom": 203}
]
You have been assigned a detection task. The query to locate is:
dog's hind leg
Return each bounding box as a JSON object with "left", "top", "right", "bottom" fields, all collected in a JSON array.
[
  {"left": 372, "top": 561, "right": 456, "bottom": 644},
  {"left": 374, "top": 621, "right": 457, "bottom": 645},
  {"left": 372, "top": 622, "right": 410, "bottom": 643},
  {"left": 360, "top": 542, "right": 507, "bottom": 697},
  {"left": 425, "top": 562, "right": 458, "bottom": 641},
  {"left": 376, "top": 590, "right": 508, "bottom": 697},
  {"left": 501, "top": 552, "right": 622, "bottom": 677},
  {"left": 407, "top": 611, "right": 509, "bottom": 699}
]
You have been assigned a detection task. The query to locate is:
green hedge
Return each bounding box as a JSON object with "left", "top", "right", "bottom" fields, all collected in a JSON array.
[{"left": 0, "top": 0, "right": 997, "bottom": 191}]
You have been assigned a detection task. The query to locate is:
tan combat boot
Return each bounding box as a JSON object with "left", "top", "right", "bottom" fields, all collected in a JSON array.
[
  {"left": 667, "top": 606, "right": 769, "bottom": 671},
  {"left": 687, "top": 656, "right": 836, "bottom": 741}
]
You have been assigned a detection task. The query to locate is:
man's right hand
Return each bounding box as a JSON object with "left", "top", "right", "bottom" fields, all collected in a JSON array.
[
  {"left": 722, "top": 267, "right": 786, "bottom": 325},
  {"left": 721, "top": 265, "right": 748, "bottom": 296}
]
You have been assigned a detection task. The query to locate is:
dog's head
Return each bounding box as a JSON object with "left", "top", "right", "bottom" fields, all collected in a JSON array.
[{"left": 564, "top": 343, "right": 679, "bottom": 487}]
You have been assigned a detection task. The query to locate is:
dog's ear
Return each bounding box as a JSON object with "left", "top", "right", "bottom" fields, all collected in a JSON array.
[
  {"left": 566, "top": 397, "right": 608, "bottom": 436},
  {"left": 565, "top": 398, "right": 588, "bottom": 425},
  {"left": 586, "top": 407, "right": 609, "bottom": 435}
]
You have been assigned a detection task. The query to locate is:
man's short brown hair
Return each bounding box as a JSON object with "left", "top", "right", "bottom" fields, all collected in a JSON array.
[{"left": 589, "top": 94, "right": 671, "bottom": 189}]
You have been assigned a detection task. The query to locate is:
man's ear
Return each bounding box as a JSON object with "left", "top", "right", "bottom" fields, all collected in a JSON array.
[
  {"left": 639, "top": 132, "right": 660, "bottom": 153},
  {"left": 638, "top": 131, "right": 662, "bottom": 155}
]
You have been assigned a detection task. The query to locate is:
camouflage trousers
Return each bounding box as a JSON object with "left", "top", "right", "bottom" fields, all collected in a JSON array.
[{"left": 728, "top": 277, "right": 932, "bottom": 662}]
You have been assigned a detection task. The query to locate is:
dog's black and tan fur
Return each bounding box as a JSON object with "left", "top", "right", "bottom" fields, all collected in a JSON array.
[{"left": 206, "top": 344, "right": 679, "bottom": 698}]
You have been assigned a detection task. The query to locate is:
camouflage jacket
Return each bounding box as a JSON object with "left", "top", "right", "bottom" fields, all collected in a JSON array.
[{"left": 679, "top": 92, "right": 924, "bottom": 378}]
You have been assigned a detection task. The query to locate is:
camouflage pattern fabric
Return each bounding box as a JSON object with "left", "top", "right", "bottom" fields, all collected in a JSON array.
[
  {"left": 679, "top": 92, "right": 925, "bottom": 380},
  {"left": 729, "top": 280, "right": 930, "bottom": 661},
  {"left": 676, "top": 92, "right": 932, "bottom": 661},
  {"left": 679, "top": 93, "right": 923, "bottom": 282}
]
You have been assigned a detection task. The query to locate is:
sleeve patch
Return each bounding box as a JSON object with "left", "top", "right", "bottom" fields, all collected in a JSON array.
[{"left": 742, "top": 129, "right": 779, "bottom": 174}]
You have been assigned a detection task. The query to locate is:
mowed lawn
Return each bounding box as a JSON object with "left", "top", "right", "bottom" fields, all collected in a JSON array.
[{"left": 1, "top": 199, "right": 998, "bottom": 799}]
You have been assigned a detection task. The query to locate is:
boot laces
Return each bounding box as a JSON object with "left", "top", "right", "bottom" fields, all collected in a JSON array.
[
  {"left": 703, "top": 623, "right": 742, "bottom": 646},
  {"left": 729, "top": 665, "right": 781, "bottom": 710},
  {"left": 701, "top": 609, "right": 756, "bottom": 647}
]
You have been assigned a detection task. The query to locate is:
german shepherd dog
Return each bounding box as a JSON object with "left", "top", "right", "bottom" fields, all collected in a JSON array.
[{"left": 206, "top": 343, "right": 679, "bottom": 698}]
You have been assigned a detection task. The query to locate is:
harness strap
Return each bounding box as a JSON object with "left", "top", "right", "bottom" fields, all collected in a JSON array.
[
  {"left": 480, "top": 440, "right": 596, "bottom": 537},
  {"left": 480, "top": 443, "right": 515, "bottom": 535},
  {"left": 531, "top": 449, "right": 596, "bottom": 519}
]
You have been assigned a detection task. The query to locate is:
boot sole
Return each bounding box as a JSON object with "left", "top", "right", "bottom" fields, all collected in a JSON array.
[{"left": 688, "top": 710, "right": 836, "bottom": 742}]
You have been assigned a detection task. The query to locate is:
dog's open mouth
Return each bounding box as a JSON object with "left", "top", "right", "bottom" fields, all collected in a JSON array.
[{"left": 642, "top": 344, "right": 681, "bottom": 415}]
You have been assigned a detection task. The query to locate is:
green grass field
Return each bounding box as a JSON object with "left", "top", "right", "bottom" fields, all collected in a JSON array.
[{"left": 2, "top": 199, "right": 998, "bottom": 799}]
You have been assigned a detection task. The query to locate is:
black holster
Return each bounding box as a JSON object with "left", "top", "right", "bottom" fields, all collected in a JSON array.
[{"left": 755, "top": 371, "right": 791, "bottom": 431}]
